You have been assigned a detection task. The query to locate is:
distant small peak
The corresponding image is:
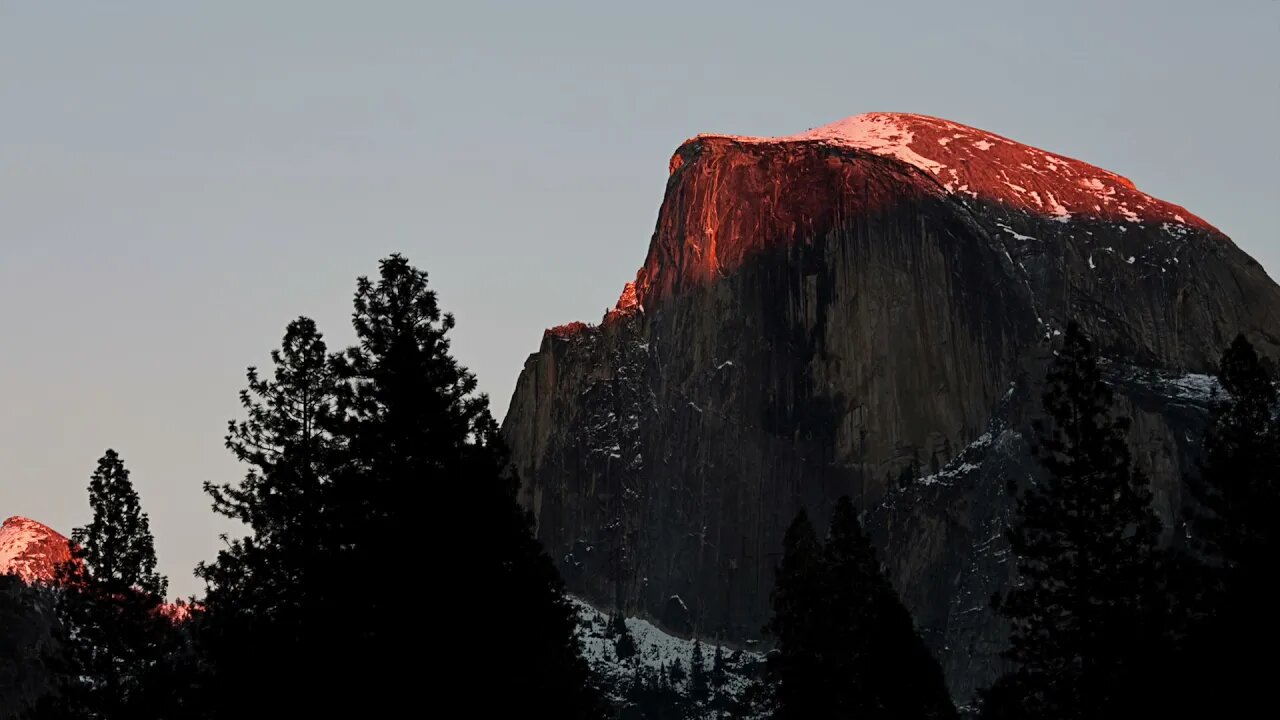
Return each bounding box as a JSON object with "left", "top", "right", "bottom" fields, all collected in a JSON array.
[{"left": 0, "top": 515, "right": 73, "bottom": 585}]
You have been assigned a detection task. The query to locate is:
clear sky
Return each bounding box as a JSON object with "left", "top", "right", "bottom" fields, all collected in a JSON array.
[{"left": 2, "top": 1, "right": 1277, "bottom": 597}]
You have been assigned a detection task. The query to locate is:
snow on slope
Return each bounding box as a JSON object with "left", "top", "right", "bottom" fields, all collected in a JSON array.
[
  {"left": 572, "top": 596, "right": 762, "bottom": 716},
  {"left": 694, "top": 112, "right": 1216, "bottom": 232}
]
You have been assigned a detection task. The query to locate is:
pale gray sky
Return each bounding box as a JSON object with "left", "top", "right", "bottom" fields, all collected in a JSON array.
[{"left": 2, "top": 1, "right": 1277, "bottom": 597}]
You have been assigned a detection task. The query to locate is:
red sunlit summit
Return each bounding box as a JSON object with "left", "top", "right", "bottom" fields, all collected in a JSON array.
[
  {"left": 551, "top": 111, "right": 1224, "bottom": 337},
  {"left": 0, "top": 515, "right": 195, "bottom": 619},
  {"left": 692, "top": 112, "right": 1214, "bottom": 232},
  {"left": 0, "top": 516, "right": 73, "bottom": 584}
]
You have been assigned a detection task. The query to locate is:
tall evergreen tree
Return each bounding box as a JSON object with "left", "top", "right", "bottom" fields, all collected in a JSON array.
[
  {"left": 822, "top": 496, "right": 955, "bottom": 719},
  {"left": 1174, "top": 334, "right": 1280, "bottom": 716},
  {"left": 819, "top": 496, "right": 876, "bottom": 716},
  {"left": 1189, "top": 334, "right": 1280, "bottom": 569},
  {"left": 610, "top": 613, "right": 637, "bottom": 660},
  {"left": 710, "top": 643, "right": 726, "bottom": 691},
  {"left": 761, "top": 502, "right": 955, "bottom": 719},
  {"left": 690, "top": 638, "right": 709, "bottom": 701},
  {"left": 986, "top": 323, "right": 1163, "bottom": 719},
  {"left": 40, "top": 450, "right": 172, "bottom": 719},
  {"left": 326, "top": 255, "right": 602, "bottom": 716},
  {"left": 195, "top": 317, "right": 343, "bottom": 716},
  {"left": 763, "top": 509, "right": 825, "bottom": 719}
]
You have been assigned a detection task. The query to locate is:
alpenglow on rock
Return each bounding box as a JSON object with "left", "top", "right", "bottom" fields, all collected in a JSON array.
[
  {"left": 0, "top": 516, "right": 73, "bottom": 584},
  {"left": 501, "top": 112, "right": 1280, "bottom": 700}
]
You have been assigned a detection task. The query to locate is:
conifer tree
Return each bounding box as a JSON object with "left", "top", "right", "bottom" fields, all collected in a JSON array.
[
  {"left": 1175, "top": 335, "right": 1280, "bottom": 716},
  {"left": 1189, "top": 334, "right": 1280, "bottom": 571},
  {"left": 195, "top": 317, "right": 343, "bottom": 716},
  {"left": 690, "top": 638, "right": 709, "bottom": 701},
  {"left": 195, "top": 258, "right": 602, "bottom": 717},
  {"left": 822, "top": 496, "right": 955, "bottom": 719},
  {"left": 710, "top": 643, "right": 726, "bottom": 690},
  {"left": 670, "top": 658, "right": 687, "bottom": 686},
  {"left": 41, "top": 450, "right": 172, "bottom": 719},
  {"left": 819, "top": 496, "right": 877, "bottom": 715},
  {"left": 763, "top": 509, "right": 825, "bottom": 719},
  {"left": 760, "top": 502, "right": 955, "bottom": 719},
  {"left": 611, "top": 614, "right": 637, "bottom": 660},
  {"left": 986, "top": 322, "right": 1163, "bottom": 719},
  {"left": 328, "top": 255, "right": 602, "bottom": 717}
]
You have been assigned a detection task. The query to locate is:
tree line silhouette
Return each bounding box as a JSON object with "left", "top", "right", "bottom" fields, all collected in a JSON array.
[
  {"left": 2, "top": 257, "right": 1277, "bottom": 719},
  {"left": 4, "top": 256, "right": 601, "bottom": 719}
]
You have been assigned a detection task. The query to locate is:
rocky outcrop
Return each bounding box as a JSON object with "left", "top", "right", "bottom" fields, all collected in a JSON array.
[
  {"left": 501, "top": 113, "right": 1280, "bottom": 701},
  {"left": 0, "top": 517, "right": 67, "bottom": 716},
  {"left": 0, "top": 514, "right": 196, "bottom": 620},
  {"left": 0, "top": 517, "right": 73, "bottom": 584}
]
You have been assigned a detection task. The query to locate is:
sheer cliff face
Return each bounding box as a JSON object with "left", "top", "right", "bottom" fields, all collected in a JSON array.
[{"left": 501, "top": 113, "right": 1280, "bottom": 699}]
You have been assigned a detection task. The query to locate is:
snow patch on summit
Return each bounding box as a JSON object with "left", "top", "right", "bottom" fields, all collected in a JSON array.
[
  {"left": 786, "top": 113, "right": 946, "bottom": 176},
  {"left": 692, "top": 112, "right": 1216, "bottom": 233}
]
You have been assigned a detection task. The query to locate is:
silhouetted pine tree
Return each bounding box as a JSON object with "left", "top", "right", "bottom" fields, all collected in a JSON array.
[
  {"left": 611, "top": 613, "right": 637, "bottom": 660},
  {"left": 329, "top": 255, "right": 602, "bottom": 717},
  {"left": 670, "top": 657, "right": 688, "bottom": 686},
  {"left": 39, "top": 450, "right": 173, "bottom": 720},
  {"left": 1189, "top": 334, "right": 1280, "bottom": 571},
  {"left": 710, "top": 643, "right": 726, "bottom": 691},
  {"left": 690, "top": 639, "right": 708, "bottom": 701},
  {"left": 822, "top": 496, "right": 955, "bottom": 719},
  {"left": 763, "top": 509, "right": 825, "bottom": 719},
  {"left": 1175, "top": 334, "right": 1280, "bottom": 715},
  {"left": 985, "top": 323, "right": 1163, "bottom": 719},
  {"left": 627, "top": 662, "right": 685, "bottom": 720},
  {"left": 195, "top": 317, "right": 343, "bottom": 716},
  {"left": 758, "top": 503, "right": 955, "bottom": 718},
  {"left": 818, "top": 496, "right": 876, "bottom": 716}
]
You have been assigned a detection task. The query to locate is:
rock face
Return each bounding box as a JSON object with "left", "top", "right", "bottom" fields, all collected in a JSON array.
[
  {"left": 501, "top": 113, "right": 1280, "bottom": 701},
  {"left": 0, "top": 516, "right": 73, "bottom": 585},
  {"left": 0, "top": 514, "right": 194, "bottom": 617}
]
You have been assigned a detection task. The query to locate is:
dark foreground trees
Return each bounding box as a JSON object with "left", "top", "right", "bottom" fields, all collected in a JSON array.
[
  {"left": 763, "top": 499, "right": 956, "bottom": 719},
  {"left": 1171, "top": 334, "right": 1280, "bottom": 717},
  {"left": 194, "top": 317, "right": 343, "bottom": 716},
  {"left": 196, "top": 255, "right": 602, "bottom": 718},
  {"left": 1188, "top": 334, "right": 1280, "bottom": 584},
  {"left": 763, "top": 509, "right": 825, "bottom": 719},
  {"left": 36, "top": 450, "right": 176, "bottom": 720},
  {"left": 985, "top": 327, "right": 1280, "bottom": 718},
  {"left": 984, "top": 323, "right": 1165, "bottom": 719},
  {"left": 824, "top": 497, "right": 955, "bottom": 719},
  {"left": 28, "top": 267, "right": 1280, "bottom": 718}
]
